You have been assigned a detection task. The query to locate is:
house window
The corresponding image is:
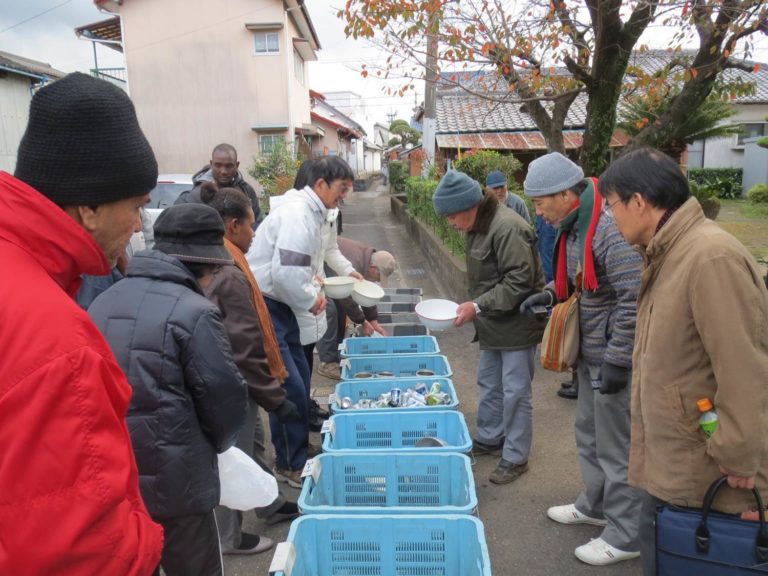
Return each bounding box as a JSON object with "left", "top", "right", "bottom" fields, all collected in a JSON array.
[
  {"left": 260, "top": 134, "right": 283, "bottom": 155},
  {"left": 736, "top": 123, "right": 767, "bottom": 146},
  {"left": 293, "top": 49, "right": 305, "bottom": 84},
  {"left": 254, "top": 32, "right": 279, "bottom": 55}
]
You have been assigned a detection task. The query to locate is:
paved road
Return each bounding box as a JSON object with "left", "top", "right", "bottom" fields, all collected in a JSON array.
[{"left": 225, "top": 181, "right": 643, "bottom": 576}]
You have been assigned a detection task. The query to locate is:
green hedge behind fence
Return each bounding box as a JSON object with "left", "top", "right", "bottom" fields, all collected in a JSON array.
[
  {"left": 688, "top": 168, "right": 743, "bottom": 199},
  {"left": 406, "top": 177, "right": 466, "bottom": 258},
  {"left": 389, "top": 161, "right": 407, "bottom": 193}
]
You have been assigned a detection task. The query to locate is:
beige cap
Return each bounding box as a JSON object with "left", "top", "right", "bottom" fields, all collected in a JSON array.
[{"left": 370, "top": 250, "right": 397, "bottom": 287}]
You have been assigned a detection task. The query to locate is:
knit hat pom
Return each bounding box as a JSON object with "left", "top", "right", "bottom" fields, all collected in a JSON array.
[
  {"left": 523, "top": 152, "right": 584, "bottom": 197},
  {"left": 433, "top": 170, "right": 483, "bottom": 216},
  {"left": 14, "top": 72, "right": 158, "bottom": 206}
]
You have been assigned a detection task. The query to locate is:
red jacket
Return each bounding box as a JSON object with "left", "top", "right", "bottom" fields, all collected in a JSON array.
[{"left": 0, "top": 172, "right": 163, "bottom": 575}]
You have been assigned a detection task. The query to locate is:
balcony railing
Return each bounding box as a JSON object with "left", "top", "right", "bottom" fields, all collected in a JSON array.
[{"left": 90, "top": 68, "right": 127, "bottom": 89}]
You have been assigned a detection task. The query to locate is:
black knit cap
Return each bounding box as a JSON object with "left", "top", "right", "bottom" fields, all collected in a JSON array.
[
  {"left": 14, "top": 72, "right": 158, "bottom": 206},
  {"left": 153, "top": 204, "right": 233, "bottom": 265}
]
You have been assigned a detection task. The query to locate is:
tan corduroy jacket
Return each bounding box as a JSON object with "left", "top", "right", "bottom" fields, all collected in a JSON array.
[{"left": 629, "top": 198, "right": 768, "bottom": 513}]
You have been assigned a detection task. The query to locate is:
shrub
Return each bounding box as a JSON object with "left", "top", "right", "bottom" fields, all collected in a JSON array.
[
  {"left": 389, "top": 161, "right": 406, "bottom": 193},
  {"left": 454, "top": 150, "right": 523, "bottom": 192},
  {"left": 748, "top": 183, "right": 768, "bottom": 204},
  {"left": 248, "top": 140, "right": 299, "bottom": 200},
  {"left": 405, "top": 177, "right": 465, "bottom": 257},
  {"left": 688, "top": 168, "right": 743, "bottom": 199}
]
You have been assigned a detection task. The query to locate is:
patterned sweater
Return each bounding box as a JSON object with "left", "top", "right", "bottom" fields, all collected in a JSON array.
[{"left": 563, "top": 213, "right": 642, "bottom": 368}]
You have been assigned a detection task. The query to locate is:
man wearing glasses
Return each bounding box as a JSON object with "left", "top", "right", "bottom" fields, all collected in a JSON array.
[{"left": 519, "top": 152, "right": 644, "bottom": 567}]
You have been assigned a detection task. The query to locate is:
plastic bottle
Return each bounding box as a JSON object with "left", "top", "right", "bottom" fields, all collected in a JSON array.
[{"left": 697, "top": 398, "right": 719, "bottom": 438}]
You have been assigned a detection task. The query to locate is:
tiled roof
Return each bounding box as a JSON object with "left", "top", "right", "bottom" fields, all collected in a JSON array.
[
  {"left": 0, "top": 51, "right": 65, "bottom": 81},
  {"left": 436, "top": 50, "right": 768, "bottom": 135},
  {"left": 435, "top": 130, "right": 628, "bottom": 151},
  {"left": 437, "top": 92, "right": 588, "bottom": 133}
]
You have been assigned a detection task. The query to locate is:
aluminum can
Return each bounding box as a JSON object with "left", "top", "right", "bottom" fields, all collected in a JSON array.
[
  {"left": 414, "top": 382, "right": 429, "bottom": 396},
  {"left": 388, "top": 387, "right": 402, "bottom": 407}
]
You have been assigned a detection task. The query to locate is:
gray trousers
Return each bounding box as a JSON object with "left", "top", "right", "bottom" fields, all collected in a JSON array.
[
  {"left": 476, "top": 347, "right": 536, "bottom": 465},
  {"left": 214, "top": 398, "right": 285, "bottom": 549},
  {"left": 573, "top": 362, "right": 642, "bottom": 551}
]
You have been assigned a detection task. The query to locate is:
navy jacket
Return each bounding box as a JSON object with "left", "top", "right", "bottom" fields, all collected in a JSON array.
[{"left": 89, "top": 250, "right": 247, "bottom": 519}]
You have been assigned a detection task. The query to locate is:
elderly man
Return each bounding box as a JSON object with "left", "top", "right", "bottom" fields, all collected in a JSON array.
[
  {"left": 247, "top": 156, "right": 354, "bottom": 487},
  {"left": 486, "top": 170, "right": 530, "bottom": 223},
  {"left": 598, "top": 148, "right": 768, "bottom": 576},
  {"left": 520, "top": 152, "right": 643, "bottom": 566},
  {"left": 434, "top": 170, "right": 546, "bottom": 484},
  {"left": 0, "top": 73, "right": 163, "bottom": 574}
]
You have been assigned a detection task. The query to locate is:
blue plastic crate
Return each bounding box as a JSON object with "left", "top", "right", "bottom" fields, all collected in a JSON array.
[
  {"left": 298, "top": 453, "right": 477, "bottom": 515},
  {"left": 331, "top": 377, "right": 458, "bottom": 414},
  {"left": 340, "top": 354, "right": 452, "bottom": 379},
  {"left": 322, "top": 411, "right": 472, "bottom": 454},
  {"left": 270, "top": 515, "right": 492, "bottom": 576},
  {"left": 340, "top": 335, "right": 439, "bottom": 358}
]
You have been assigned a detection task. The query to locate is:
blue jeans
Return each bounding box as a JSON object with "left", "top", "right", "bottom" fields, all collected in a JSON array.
[{"left": 265, "top": 297, "right": 310, "bottom": 470}]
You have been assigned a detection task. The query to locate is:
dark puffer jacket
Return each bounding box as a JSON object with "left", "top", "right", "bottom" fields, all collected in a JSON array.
[{"left": 89, "top": 251, "right": 247, "bottom": 520}]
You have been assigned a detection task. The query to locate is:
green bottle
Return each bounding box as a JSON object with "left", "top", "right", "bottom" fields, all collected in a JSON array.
[{"left": 697, "top": 398, "right": 719, "bottom": 438}]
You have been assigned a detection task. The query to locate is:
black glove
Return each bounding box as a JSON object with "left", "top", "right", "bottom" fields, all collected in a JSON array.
[
  {"left": 274, "top": 399, "right": 302, "bottom": 423},
  {"left": 520, "top": 289, "right": 555, "bottom": 317},
  {"left": 599, "top": 362, "right": 630, "bottom": 395}
]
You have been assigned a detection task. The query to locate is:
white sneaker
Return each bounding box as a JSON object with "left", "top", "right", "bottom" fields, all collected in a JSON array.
[
  {"left": 574, "top": 538, "right": 640, "bottom": 566},
  {"left": 546, "top": 503, "right": 608, "bottom": 526}
]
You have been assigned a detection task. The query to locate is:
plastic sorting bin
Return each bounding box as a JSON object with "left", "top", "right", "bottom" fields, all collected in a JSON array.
[
  {"left": 384, "top": 287, "right": 423, "bottom": 296},
  {"left": 268, "top": 514, "right": 492, "bottom": 576},
  {"left": 376, "top": 312, "right": 420, "bottom": 325},
  {"left": 330, "top": 377, "right": 458, "bottom": 414},
  {"left": 321, "top": 410, "right": 472, "bottom": 454},
  {"left": 339, "top": 335, "right": 439, "bottom": 358},
  {"left": 381, "top": 293, "right": 422, "bottom": 304},
  {"left": 340, "top": 354, "right": 452, "bottom": 380},
  {"left": 379, "top": 323, "right": 428, "bottom": 336},
  {"left": 376, "top": 302, "right": 418, "bottom": 314},
  {"left": 298, "top": 453, "right": 477, "bottom": 515}
]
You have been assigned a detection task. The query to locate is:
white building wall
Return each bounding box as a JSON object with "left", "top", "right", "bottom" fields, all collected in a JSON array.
[
  {"left": 692, "top": 103, "right": 768, "bottom": 169},
  {"left": 0, "top": 75, "right": 32, "bottom": 173}
]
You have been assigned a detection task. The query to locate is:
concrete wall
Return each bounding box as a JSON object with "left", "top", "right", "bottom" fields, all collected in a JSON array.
[
  {"left": 0, "top": 75, "right": 32, "bottom": 173},
  {"left": 116, "top": 0, "right": 311, "bottom": 177},
  {"left": 390, "top": 195, "right": 469, "bottom": 302},
  {"left": 689, "top": 103, "right": 768, "bottom": 169},
  {"left": 743, "top": 137, "right": 768, "bottom": 194}
]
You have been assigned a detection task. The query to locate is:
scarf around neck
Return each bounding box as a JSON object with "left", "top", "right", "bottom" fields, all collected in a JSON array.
[
  {"left": 224, "top": 237, "right": 288, "bottom": 383},
  {"left": 552, "top": 177, "right": 603, "bottom": 300}
]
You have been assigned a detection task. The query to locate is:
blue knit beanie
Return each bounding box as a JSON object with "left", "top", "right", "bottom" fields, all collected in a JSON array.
[
  {"left": 486, "top": 170, "right": 507, "bottom": 188},
  {"left": 523, "top": 152, "right": 584, "bottom": 197},
  {"left": 433, "top": 170, "right": 483, "bottom": 216}
]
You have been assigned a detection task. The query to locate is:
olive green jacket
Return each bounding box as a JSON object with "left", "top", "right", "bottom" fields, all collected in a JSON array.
[{"left": 467, "top": 194, "right": 547, "bottom": 349}]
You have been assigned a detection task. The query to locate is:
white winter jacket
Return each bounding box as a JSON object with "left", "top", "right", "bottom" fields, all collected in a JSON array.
[
  {"left": 295, "top": 207, "right": 355, "bottom": 345},
  {"left": 247, "top": 186, "right": 326, "bottom": 313}
]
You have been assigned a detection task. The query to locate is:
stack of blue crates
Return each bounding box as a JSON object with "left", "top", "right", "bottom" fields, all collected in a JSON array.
[{"left": 270, "top": 334, "right": 492, "bottom": 576}]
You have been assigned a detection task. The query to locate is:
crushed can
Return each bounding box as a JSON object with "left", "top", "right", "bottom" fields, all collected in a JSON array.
[{"left": 388, "top": 387, "right": 402, "bottom": 407}]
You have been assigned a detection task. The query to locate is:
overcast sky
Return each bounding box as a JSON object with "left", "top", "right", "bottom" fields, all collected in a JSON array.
[{"left": 1, "top": 0, "right": 766, "bottom": 129}]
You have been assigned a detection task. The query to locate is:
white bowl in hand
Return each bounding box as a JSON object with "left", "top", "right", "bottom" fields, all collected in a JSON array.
[
  {"left": 415, "top": 299, "right": 459, "bottom": 331},
  {"left": 323, "top": 276, "right": 356, "bottom": 299},
  {"left": 352, "top": 280, "right": 385, "bottom": 307}
]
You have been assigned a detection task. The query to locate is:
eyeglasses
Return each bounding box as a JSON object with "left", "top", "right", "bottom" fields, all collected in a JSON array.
[{"left": 602, "top": 198, "right": 621, "bottom": 216}]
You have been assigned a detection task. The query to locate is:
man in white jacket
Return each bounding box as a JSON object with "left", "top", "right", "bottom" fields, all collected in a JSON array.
[{"left": 247, "top": 156, "right": 354, "bottom": 486}]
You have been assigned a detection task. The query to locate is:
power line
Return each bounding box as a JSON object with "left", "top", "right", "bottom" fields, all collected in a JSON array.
[{"left": 0, "top": 0, "right": 75, "bottom": 35}]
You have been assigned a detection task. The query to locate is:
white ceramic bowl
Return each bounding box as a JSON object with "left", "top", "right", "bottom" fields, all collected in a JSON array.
[
  {"left": 323, "top": 276, "right": 356, "bottom": 299},
  {"left": 352, "top": 280, "right": 385, "bottom": 307},
  {"left": 415, "top": 299, "right": 459, "bottom": 331}
]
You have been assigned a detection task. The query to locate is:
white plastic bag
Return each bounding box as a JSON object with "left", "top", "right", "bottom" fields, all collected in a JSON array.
[{"left": 218, "top": 447, "right": 278, "bottom": 511}]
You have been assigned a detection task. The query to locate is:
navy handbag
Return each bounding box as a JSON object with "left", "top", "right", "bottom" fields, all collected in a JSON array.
[{"left": 657, "top": 476, "right": 768, "bottom": 574}]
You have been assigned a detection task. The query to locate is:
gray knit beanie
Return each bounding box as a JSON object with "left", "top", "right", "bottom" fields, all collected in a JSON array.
[
  {"left": 15, "top": 72, "right": 157, "bottom": 206},
  {"left": 433, "top": 170, "right": 483, "bottom": 216},
  {"left": 523, "top": 152, "right": 584, "bottom": 197}
]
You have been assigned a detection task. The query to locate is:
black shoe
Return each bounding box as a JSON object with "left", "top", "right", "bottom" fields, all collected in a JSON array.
[
  {"left": 310, "top": 398, "right": 330, "bottom": 419},
  {"left": 560, "top": 381, "right": 574, "bottom": 390},
  {"left": 264, "top": 501, "right": 300, "bottom": 526},
  {"left": 472, "top": 439, "right": 504, "bottom": 456},
  {"left": 308, "top": 413, "right": 324, "bottom": 432},
  {"left": 489, "top": 459, "right": 529, "bottom": 485},
  {"left": 557, "top": 386, "right": 578, "bottom": 400},
  {"left": 222, "top": 532, "right": 274, "bottom": 555}
]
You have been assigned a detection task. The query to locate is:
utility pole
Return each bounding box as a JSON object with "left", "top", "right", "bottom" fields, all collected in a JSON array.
[{"left": 422, "top": 8, "right": 438, "bottom": 177}]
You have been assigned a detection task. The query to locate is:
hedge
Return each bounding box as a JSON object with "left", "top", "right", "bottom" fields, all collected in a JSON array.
[
  {"left": 406, "top": 177, "right": 466, "bottom": 258},
  {"left": 688, "top": 168, "right": 743, "bottom": 199},
  {"left": 389, "top": 161, "right": 406, "bottom": 193},
  {"left": 748, "top": 183, "right": 768, "bottom": 204}
]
